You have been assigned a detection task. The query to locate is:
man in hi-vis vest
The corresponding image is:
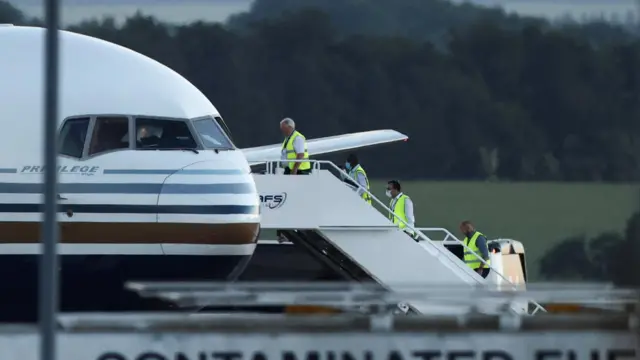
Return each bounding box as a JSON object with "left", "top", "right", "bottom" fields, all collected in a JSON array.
[
  {"left": 386, "top": 180, "right": 417, "bottom": 240},
  {"left": 459, "top": 220, "right": 491, "bottom": 278},
  {"left": 279, "top": 118, "right": 311, "bottom": 175},
  {"left": 341, "top": 153, "right": 372, "bottom": 205}
]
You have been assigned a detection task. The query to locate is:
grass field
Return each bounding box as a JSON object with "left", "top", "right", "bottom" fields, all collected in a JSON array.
[{"left": 369, "top": 181, "right": 640, "bottom": 279}]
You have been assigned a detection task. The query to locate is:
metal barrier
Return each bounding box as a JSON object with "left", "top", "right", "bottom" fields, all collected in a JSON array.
[
  {"left": 125, "top": 282, "right": 639, "bottom": 308},
  {"left": 257, "top": 159, "right": 547, "bottom": 315},
  {"left": 97, "top": 281, "right": 639, "bottom": 332},
  {"left": 56, "top": 313, "right": 637, "bottom": 332}
]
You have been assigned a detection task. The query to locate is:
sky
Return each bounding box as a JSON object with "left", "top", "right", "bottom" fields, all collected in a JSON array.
[{"left": 7, "top": 0, "right": 639, "bottom": 26}]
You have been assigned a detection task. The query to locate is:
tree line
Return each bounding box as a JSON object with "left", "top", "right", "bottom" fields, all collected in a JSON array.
[
  {"left": 2, "top": 1, "right": 640, "bottom": 181},
  {"left": 230, "top": 0, "right": 640, "bottom": 47},
  {"left": 540, "top": 207, "right": 640, "bottom": 286}
]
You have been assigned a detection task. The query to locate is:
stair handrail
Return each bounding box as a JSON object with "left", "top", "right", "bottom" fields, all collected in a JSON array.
[
  {"left": 415, "top": 227, "right": 544, "bottom": 314},
  {"left": 261, "top": 160, "right": 546, "bottom": 315}
]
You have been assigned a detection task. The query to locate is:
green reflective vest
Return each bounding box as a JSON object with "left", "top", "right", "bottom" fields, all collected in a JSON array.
[
  {"left": 463, "top": 231, "right": 491, "bottom": 270},
  {"left": 282, "top": 131, "right": 310, "bottom": 171},
  {"left": 349, "top": 165, "right": 371, "bottom": 204},
  {"left": 389, "top": 194, "right": 411, "bottom": 231}
]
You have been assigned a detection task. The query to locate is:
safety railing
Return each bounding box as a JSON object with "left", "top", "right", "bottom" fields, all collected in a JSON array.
[
  {"left": 415, "top": 227, "right": 464, "bottom": 245},
  {"left": 258, "top": 159, "right": 546, "bottom": 315}
]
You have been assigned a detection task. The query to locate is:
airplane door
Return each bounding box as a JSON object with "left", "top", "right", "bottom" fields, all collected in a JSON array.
[
  {"left": 56, "top": 157, "right": 104, "bottom": 229},
  {"left": 57, "top": 117, "right": 94, "bottom": 240}
]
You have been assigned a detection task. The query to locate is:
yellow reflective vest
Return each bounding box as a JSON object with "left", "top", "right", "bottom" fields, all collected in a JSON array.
[
  {"left": 389, "top": 194, "right": 411, "bottom": 232},
  {"left": 282, "top": 131, "right": 310, "bottom": 171},
  {"left": 463, "top": 231, "right": 491, "bottom": 270},
  {"left": 349, "top": 165, "right": 371, "bottom": 204}
]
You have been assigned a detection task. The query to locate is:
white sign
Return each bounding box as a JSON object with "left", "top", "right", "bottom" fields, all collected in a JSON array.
[{"left": 2, "top": 332, "right": 637, "bottom": 360}]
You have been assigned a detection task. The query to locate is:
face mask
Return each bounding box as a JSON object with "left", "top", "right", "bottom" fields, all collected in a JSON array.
[
  {"left": 345, "top": 162, "right": 351, "bottom": 171},
  {"left": 385, "top": 190, "right": 392, "bottom": 198}
]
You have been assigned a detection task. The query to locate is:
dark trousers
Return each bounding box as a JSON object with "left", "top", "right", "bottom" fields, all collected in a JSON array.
[
  {"left": 478, "top": 268, "right": 490, "bottom": 279},
  {"left": 284, "top": 167, "right": 311, "bottom": 175},
  {"left": 278, "top": 167, "right": 309, "bottom": 238}
]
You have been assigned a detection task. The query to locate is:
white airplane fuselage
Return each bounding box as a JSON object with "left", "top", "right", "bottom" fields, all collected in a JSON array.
[{"left": 0, "top": 25, "right": 261, "bottom": 322}]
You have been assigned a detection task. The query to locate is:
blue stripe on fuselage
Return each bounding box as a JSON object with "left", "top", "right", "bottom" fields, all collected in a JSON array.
[
  {"left": 103, "top": 169, "right": 247, "bottom": 175},
  {"left": 0, "top": 203, "right": 259, "bottom": 215},
  {"left": 0, "top": 168, "right": 247, "bottom": 175},
  {"left": 0, "top": 183, "right": 254, "bottom": 194}
]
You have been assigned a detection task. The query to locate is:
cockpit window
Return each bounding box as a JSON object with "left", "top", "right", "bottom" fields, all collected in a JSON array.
[
  {"left": 59, "top": 117, "right": 90, "bottom": 158},
  {"left": 88, "top": 117, "right": 130, "bottom": 156},
  {"left": 193, "top": 117, "right": 234, "bottom": 149},
  {"left": 135, "top": 118, "right": 197, "bottom": 150}
]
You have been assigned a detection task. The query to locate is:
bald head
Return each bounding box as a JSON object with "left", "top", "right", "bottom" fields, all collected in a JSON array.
[
  {"left": 280, "top": 117, "right": 295, "bottom": 136},
  {"left": 459, "top": 220, "right": 475, "bottom": 237}
]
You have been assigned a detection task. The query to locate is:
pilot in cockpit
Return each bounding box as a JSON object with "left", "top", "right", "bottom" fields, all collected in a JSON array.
[{"left": 136, "top": 124, "right": 162, "bottom": 148}]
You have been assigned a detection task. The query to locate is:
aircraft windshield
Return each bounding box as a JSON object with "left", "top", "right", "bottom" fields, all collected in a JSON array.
[
  {"left": 192, "top": 117, "right": 235, "bottom": 150},
  {"left": 134, "top": 117, "right": 198, "bottom": 150}
]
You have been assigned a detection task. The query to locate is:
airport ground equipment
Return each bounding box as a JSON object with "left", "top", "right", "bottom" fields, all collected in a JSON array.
[{"left": 253, "top": 160, "right": 543, "bottom": 315}]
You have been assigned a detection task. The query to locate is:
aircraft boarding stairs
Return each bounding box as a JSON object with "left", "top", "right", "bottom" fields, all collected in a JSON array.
[{"left": 253, "top": 160, "right": 545, "bottom": 316}]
